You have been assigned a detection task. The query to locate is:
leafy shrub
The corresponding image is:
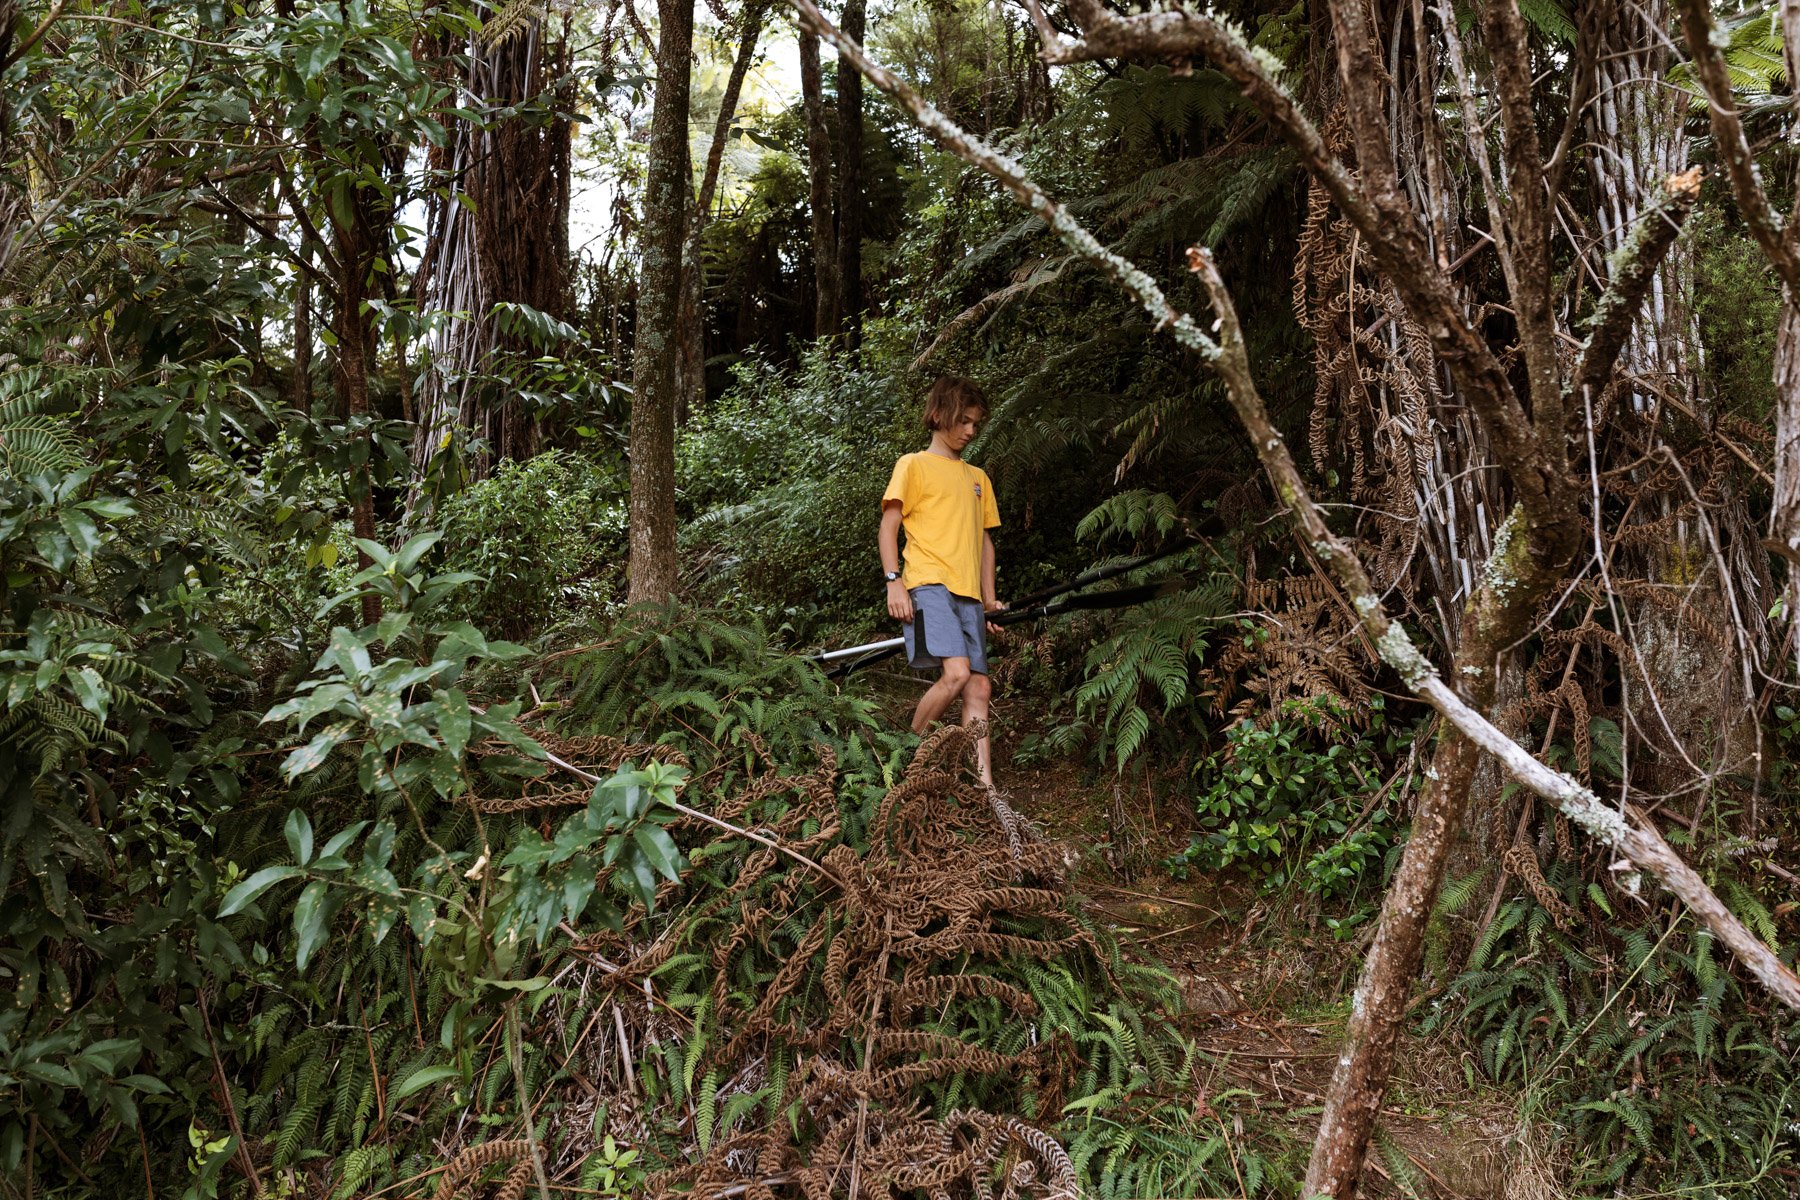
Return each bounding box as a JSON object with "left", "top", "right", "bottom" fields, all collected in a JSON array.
[
  {"left": 436, "top": 450, "right": 626, "bottom": 638},
  {"left": 1171, "top": 697, "right": 1407, "bottom": 899},
  {"left": 677, "top": 350, "right": 914, "bottom": 636},
  {"left": 1691, "top": 205, "right": 1782, "bottom": 424}
]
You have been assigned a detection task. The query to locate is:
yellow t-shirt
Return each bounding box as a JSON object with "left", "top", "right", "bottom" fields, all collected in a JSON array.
[{"left": 882, "top": 451, "right": 1001, "bottom": 600}]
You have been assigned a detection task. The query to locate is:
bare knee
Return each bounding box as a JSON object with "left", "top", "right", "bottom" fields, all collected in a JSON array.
[
  {"left": 940, "top": 660, "right": 971, "bottom": 690},
  {"left": 964, "top": 673, "right": 991, "bottom": 706}
]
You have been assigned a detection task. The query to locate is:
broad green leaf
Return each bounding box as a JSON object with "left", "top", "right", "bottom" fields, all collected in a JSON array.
[
  {"left": 264, "top": 682, "right": 354, "bottom": 728},
  {"left": 438, "top": 688, "right": 471, "bottom": 758},
  {"left": 318, "top": 820, "right": 370, "bottom": 862},
  {"left": 390, "top": 1063, "right": 461, "bottom": 1102},
  {"left": 219, "top": 865, "right": 304, "bottom": 917},
  {"left": 68, "top": 667, "right": 108, "bottom": 719},
  {"left": 324, "top": 626, "right": 372, "bottom": 679},
  {"left": 632, "top": 824, "right": 683, "bottom": 883},
  {"left": 293, "top": 880, "right": 332, "bottom": 970},
  {"left": 394, "top": 529, "right": 442, "bottom": 574},
  {"left": 281, "top": 722, "right": 354, "bottom": 779},
  {"left": 57, "top": 508, "right": 102, "bottom": 556},
  {"left": 284, "top": 809, "right": 314, "bottom": 866}
]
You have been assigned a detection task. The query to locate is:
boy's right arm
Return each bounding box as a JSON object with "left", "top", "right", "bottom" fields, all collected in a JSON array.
[{"left": 880, "top": 502, "right": 912, "bottom": 622}]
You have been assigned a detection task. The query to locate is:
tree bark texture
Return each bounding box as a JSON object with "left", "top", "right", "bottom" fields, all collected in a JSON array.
[
  {"left": 627, "top": 0, "right": 694, "bottom": 604},
  {"left": 677, "top": 1, "right": 767, "bottom": 420},
  {"left": 1673, "top": 0, "right": 1800, "bottom": 671},
  {"left": 799, "top": 28, "right": 840, "bottom": 338},
  {"left": 834, "top": 0, "right": 866, "bottom": 349}
]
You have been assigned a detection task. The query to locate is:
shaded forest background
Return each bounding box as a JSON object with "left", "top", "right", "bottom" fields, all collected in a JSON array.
[{"left": 4, "top": 0, "right": 1800, "bottom": 1195}]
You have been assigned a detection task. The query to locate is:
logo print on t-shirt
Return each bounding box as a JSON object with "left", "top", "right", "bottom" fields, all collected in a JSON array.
[{"left": 973, "top": 482, "right": 982, "bottom": 498}]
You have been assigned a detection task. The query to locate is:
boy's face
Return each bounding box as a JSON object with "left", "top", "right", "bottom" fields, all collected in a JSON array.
[{"left": 942, "top": 406, "right": 986, "bottom": 453}]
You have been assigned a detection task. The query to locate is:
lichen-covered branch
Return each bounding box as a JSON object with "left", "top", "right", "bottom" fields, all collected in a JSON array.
[{"left": 1566, "top": 168, "right": 1701, "bottom": 411}]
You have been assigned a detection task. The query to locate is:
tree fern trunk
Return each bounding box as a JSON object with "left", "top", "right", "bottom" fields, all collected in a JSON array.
[{"left": 412, "top": 7, "right": 572, "bottom": 485}]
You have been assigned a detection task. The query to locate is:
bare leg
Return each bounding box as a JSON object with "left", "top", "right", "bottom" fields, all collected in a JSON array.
[
  {"left": 962, "top": 671, "right": 994, "bottom": 786},
  {"left": 911, "top": 657, "right": 971, "bottom": 734}
]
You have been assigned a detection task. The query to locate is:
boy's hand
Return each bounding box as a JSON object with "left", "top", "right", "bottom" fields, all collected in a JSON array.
[
  {"left": 888, "top": 580, "right": 914, "bottom": 623},
  {"left": 984, "top": 598, "right": 1006, "bottom": 635}
]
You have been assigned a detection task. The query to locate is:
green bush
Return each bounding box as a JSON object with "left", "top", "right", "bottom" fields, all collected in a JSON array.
[
  {"left": 678, "top": 351, "right": 913, "bottom": 636},
  {"left": 1171, "top": 697, "right": 1406, "bottom": 899},
  {"left": 436, "top": 450, "right": 626, "bottom": 638}
]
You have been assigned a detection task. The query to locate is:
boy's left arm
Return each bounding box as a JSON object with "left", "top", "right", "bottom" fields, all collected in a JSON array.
[{"left": 981, "top": 532, "right": 1005, "bottom": 631}]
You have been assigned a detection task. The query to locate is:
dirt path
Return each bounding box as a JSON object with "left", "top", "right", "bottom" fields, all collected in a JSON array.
[{"left": 994, "top": 751, "right": 1532, "bottom": 1199}]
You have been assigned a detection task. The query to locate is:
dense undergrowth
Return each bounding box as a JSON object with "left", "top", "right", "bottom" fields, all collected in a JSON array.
[
  {"left": 8, "top": 0, "right": 1800, "bottom": 1191},
  {"left": 7, "top": 339, "right": 1800, "bottom": 1196}
]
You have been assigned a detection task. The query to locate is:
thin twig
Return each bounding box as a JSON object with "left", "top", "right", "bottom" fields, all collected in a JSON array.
[{"left": 538, "top": 748, "right": 843, "bottom": 886}]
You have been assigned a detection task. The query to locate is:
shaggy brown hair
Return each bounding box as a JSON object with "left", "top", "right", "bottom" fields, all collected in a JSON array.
[{"left": 921, "top": 376, "right": 988, "bottom": 432}]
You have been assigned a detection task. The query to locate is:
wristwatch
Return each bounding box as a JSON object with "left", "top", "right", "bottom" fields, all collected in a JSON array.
[{"left": 882, "top": 570, "right": 902, "bottom": 582}]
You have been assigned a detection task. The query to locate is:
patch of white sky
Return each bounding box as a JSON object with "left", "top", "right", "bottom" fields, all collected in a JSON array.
[{"left": 568, "top": 4, "right": 804, "bottom": 262}]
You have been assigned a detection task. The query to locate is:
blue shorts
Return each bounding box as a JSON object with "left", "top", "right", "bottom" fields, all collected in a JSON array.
[{"left": 904, "top": 584, "right": 989, "bottom": 674}]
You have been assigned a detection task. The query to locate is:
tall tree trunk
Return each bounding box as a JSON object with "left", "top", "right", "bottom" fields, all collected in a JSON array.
[
  {"left": 800, "top": 27, "right": 840, "bottom": 338},
  {"left": 627, "top": 0, "right": 694, "bottom": 604},
  {"left": 1587, "top": 0, "right": 1761, "bottom": 802},
  {"left": 678, "top": 1, "right": 768, "bottom": 419},
  {"left": 834, "top": 0, "right": 866, "bottom": 350},
  {"left": 330, "top": 207, "right": 383, "bottom": 628}
]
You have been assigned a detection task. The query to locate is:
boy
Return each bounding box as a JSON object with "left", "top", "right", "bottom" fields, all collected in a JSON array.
[{"left": 879, "top": 376, "right": 1005, "bottom": 786}]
